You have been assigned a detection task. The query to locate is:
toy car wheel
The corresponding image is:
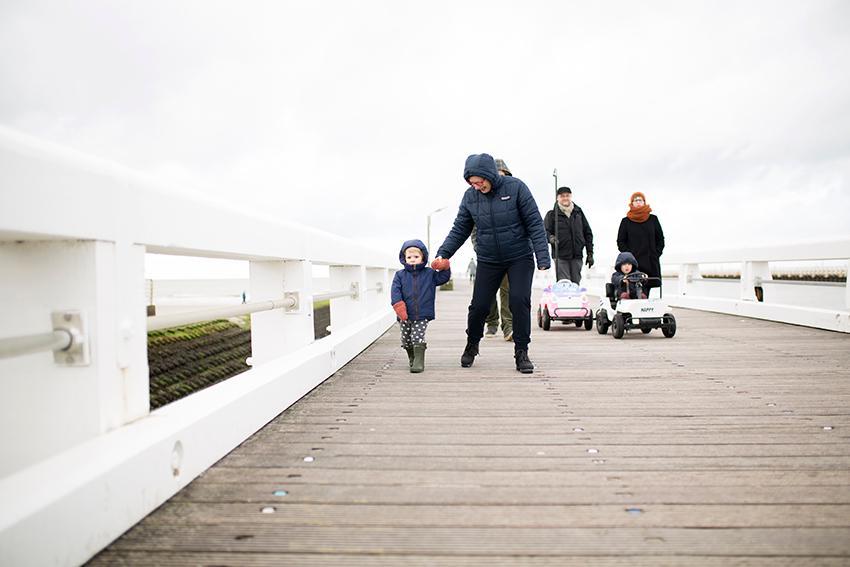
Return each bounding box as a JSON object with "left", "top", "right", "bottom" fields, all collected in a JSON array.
[
  {"left": 542, "top": 307, "right": 551, "bottom": 331},
  {"left": 584, "top": 317, "right": 593, "bottom": 331},
  {"left": 612, "top": 313, "right": 625, "bottom": 339},
  {"left": 662, "top": 313, "right": 677, "bottom": 338},
  {"left": 596, "top": 309, "right": 609, "bottom": 334},
  {"left": 536, "top": 307, "right": 542, "bottom": 328},
  {"left": 641, "top": 327, "right": 652, "bottom": 334},
  {"left": 574, "top": 320, "right": 582, "bottom": 328}
]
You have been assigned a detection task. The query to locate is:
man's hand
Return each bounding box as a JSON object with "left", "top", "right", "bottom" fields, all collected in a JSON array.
[
  {"left": 431, "top": 257, "right": 450, "bottom": 271},
  {"left": 392, "top": 301, "right": 408, "bottom": 321},
  {"left": 538, "top": 264, "right": 550, "bottom": 271},
  {"left": 585, "top": 254, "right": 594, "bottom": 268},
  {"left": 548, "top": 235, "right": 558, "bottom": 245}
]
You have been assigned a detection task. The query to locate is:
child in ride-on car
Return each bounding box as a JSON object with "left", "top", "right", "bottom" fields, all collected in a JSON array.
[{"left": 612, "top": 251, "right": 647, "bottom": 300}]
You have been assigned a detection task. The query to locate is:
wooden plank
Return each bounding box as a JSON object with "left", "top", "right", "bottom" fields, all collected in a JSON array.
[
  {"left": 172, "top": 482, "right": 850, "bottom": 505},
  {"left": 198, "top": 467, "right": 850, "bottom": 486},
  {"left": 131, "top": 501, "right": 850, "bottom": 528},
  {"left": 89, "top": 551, "right": 850, "bottom": 567},
  {"left": 105, "top": 525, "right": 850, "bottom": 556},
  {"left": 227, "top": 442, "right": 850, "bottom": 459}
]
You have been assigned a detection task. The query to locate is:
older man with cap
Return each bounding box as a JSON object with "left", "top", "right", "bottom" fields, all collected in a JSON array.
[
  {"left": 434, "top": 153, "right": 550, "bottom": 374},
  {"left": 544, "top": 186, "right": 594, "bottom": 284}
]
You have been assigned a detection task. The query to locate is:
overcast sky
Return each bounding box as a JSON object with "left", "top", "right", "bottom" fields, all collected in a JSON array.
[{"left": 2, "top": 1, "right": 849, "bottom": 276}]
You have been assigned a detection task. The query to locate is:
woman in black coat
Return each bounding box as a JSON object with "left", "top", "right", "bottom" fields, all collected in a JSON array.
[{"left": 617, "top": 191, "right": 665, "bottom": 289}]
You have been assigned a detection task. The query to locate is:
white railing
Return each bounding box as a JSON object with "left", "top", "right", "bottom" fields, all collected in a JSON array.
[
  {"left": 663, "top": 241, "right": 850, "bottom": 333},
  {"left": 0, "top": 126, "right": 397, "bottom": 566},
  {"left": 534, "top": 243, "right": 850, "bottom": 334}
]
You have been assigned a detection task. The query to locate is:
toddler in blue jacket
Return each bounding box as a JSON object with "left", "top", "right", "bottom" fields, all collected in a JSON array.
[{"left": 391, "top": 239, "right": 451, "bottom": 373}]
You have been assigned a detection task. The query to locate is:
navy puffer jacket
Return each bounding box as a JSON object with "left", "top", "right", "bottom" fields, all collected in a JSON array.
[
  {"left": 437, "top": 154, "right": 551, "bottom": 268},
  {"left": 390, "top": 239, "right": 451, "bottom": 321}
]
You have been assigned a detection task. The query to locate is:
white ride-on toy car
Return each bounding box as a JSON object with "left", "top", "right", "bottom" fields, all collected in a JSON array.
[{"left": 596, "top": 275, "right": 676, "bottom": 339}]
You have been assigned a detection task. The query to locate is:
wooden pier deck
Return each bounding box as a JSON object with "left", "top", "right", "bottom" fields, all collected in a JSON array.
[{"left": 92, "top": 280, "right": 850, "bottom": 565}]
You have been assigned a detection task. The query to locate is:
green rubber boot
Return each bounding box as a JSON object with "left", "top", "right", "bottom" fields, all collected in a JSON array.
[
  {"left": 410, "top": 343, "right": 427, "bottom": 373},
  {"left": 404, "top": 346, "right": 415, "bottom": 367}
]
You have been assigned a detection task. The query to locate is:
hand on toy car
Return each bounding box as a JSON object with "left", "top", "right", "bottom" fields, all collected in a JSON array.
[
  {"left": 431, "top": 257, "right": 450, "bottom": 271},
  {"left": 392, "top": 301, "right": 408, "bottom": 321}
]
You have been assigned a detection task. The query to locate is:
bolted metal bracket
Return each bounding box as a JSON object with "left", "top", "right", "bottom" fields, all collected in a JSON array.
[
  {"left": 350, "top": 281, "right": 360, "bottom": 300},
  {"left": 52, "top": 310, "right": 90, "bottom": 366},
  {"left": 283, "top": 291, "right": 300, "bottom": 312}
]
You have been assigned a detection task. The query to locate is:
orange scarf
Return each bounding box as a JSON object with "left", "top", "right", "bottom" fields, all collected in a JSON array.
[{"left": 626, "top": 192, "right": 652, "bottom": 223}]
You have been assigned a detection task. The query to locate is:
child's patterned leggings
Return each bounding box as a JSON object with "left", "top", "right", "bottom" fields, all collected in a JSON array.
[{"left": 399, "top": 320, "right": 428, "bottom": 347}]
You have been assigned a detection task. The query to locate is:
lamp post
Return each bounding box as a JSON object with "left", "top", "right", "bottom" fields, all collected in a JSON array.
[
  {"left": 426, "top": 206, "right": 447, "bottom": 254},
  {"left": 552, "top": 168, "right": 559, "bottom": 278}
]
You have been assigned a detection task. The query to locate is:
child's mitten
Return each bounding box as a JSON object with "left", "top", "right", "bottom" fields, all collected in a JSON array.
[
  {"left": 392, "top": 301, "right": 408, "bottom": 321},
  {"left": 431, "top": 257, "right": 450, "bottom": 271}
]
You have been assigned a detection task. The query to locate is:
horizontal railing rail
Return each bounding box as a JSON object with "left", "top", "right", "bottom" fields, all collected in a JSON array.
[
  {"left": 146, "top": 282, "right": 378, "bottom": 332},
  {"left": 146, "top": 296, "right": 298, "bottom": 332},
  {"left": 0, "top": 126, "right": 397, "bottom": 567},
  {"left": 0, "top": 310, "right": 89, "bottom": 365},
  {"left": 0, "top": 330, "right": 72, "bottom": 360}
]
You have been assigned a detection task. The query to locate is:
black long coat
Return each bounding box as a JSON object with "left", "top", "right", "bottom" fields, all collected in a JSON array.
[
  {"left": 543, "top": 204, "right": 594, "bottom": 260},
  {"left": 616, "top": 215, "right": 665, "bottom": 279}
]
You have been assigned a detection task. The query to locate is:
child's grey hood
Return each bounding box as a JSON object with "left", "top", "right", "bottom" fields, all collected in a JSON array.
[{"left": 615, "top": 251, "right": 639, "bottom": 272}]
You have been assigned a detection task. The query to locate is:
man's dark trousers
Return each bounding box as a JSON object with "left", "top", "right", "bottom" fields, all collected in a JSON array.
[
  {"left": 555, "top": 258, "right": 583, "bottom": 284},
  {"left": 467, "top": 254, "right": 535, "bottom": 349}
]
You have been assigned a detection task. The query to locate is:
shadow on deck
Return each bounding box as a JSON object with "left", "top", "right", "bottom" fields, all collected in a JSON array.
[{"left": 93, "top": 280, "right": 850, "bottom": 565}]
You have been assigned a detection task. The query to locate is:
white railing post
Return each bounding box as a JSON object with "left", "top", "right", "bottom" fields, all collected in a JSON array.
[
  {"left": 845, "top": 259, "right": 850, "bottom": 309},
  {"left": 329, "top": 264, "right": 367, "bottom": 331},
  {"left": 0, "top": 240, "right": 148, "bottom": 478},
  {"left": 678, "top": 263, "right": 699, "bottom": 296},
  {"left": 249, "top": 259, "right": 314, "bottom": 365},
  {"left": 365, "top": 267, "right": 387, "bottom": 314},
  {"left": 740, "top": 260, "right": 771, "bottom": 301}
]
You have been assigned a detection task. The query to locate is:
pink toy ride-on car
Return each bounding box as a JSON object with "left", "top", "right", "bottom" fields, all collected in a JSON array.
[{"left": 536, "top": 279, "right": 594, "bottom": 331}]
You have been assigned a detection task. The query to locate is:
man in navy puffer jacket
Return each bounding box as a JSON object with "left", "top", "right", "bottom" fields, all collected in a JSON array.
[{"left": 435, "top": 153, "right": 551, "bottom": 374}]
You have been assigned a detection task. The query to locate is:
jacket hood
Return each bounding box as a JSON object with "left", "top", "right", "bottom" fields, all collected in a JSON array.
[
  {"left": 615, "top": 251, "right": 639, "bottom": 271},
  {"left": 399, "top": 239, "right": 429, "bottom": 266},
  {"left": 463, "top": 153, "right": 501, "bottom": 187}
]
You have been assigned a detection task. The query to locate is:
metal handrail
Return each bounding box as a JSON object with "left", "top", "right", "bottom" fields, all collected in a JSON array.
[
  {"left": 147, "top": 282, "right": 377, "bottom": 331},
  {"left": 147, "top": 297, "right": 297, "bottom": 331},
  {"left": 0, "top": 329, "right": 73, "bottom": 360},
  {"left": 313, "top": 289, "right": 356, "bottom": 302}
]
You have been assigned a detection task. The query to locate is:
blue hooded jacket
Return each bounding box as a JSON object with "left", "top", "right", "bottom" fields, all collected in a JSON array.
[
  {"left": 390, "top": 239, "right": 452, "bottom": 321},
  {"left": 436, "top": 154, "right": 551, "bottom": 268}
]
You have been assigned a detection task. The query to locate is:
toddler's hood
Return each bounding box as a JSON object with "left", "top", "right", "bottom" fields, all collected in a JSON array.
[
  {"left": 399, "top": 239, "right": 429, "bottom": 266},
  {"left": 615, "top": 251, "right": 639, "bottom": 272}
]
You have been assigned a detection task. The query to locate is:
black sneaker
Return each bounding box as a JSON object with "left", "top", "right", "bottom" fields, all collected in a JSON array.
[
  {"left": 485, "top": 325, "right": 498, "bottom": 336},
  {"left": 515, "top": 349, "right": 534, "bottom": 374},
  {"left": 460, "top": 340, "right": 479, "bottom": 367}
]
